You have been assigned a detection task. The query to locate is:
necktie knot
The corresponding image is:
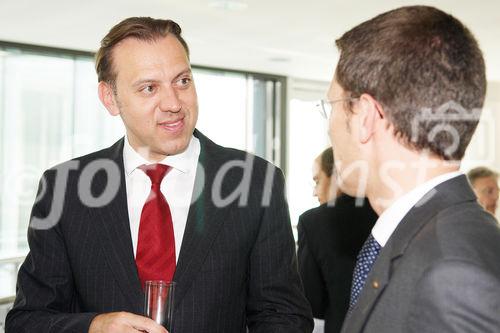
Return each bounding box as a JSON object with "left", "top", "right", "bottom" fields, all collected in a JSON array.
[{"left": 139, "top": 164, "right": 171, "bottom": 185}]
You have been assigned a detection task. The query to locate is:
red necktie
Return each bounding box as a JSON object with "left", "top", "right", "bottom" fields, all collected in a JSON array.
[{"left": 136, "top": 164, "right": 176, "bottom": 289}]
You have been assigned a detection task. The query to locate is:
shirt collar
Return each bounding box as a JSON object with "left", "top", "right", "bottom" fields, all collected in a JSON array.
[
  {"left": 372, "top": 171, "right": 462, "bottom": 247},
  {"left": 123, "top": 135, "right": 199, "bottom": 176}
]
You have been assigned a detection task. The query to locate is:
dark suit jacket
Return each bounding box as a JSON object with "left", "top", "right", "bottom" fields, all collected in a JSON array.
[
  {"left": 6, "top": 130, "right": 313, "bottom": 333},
  {"left": 341, "top": 175, "right": 500, "bottom": 333},
  {"left": 297, "top": 195, "right": 377, "bottom": 333}
]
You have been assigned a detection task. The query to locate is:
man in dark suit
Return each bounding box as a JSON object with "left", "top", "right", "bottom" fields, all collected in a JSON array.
[
  {"left": 6, "top": 17, "right": 313, "bottom": 333},
  {"left": 298, "top": 195, "right": 376, "bottom": 333},
  {"left": 298, "top": 148, "right": 377, "bottom": 333},
  {"left": 324, "top": 6, "right": 500, "bottom": 332}
]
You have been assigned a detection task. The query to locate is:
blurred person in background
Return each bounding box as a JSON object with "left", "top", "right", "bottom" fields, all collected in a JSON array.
[
  {"left": 312, "top": 147, "right": 339, "bottom": 204},
  {"left": 298, "top": 147, "right": 377, "bottom": 333},
  {"left": 467, "top": 166, "right": 499, "bottom": 215}
]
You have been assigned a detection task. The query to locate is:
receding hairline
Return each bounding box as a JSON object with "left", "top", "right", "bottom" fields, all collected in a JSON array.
[
  {"left": 95, "top": 17, "right": 190, "bottom": 84},
  {"left": 103, "top": 34, "right": 190, "bottom": 85}
]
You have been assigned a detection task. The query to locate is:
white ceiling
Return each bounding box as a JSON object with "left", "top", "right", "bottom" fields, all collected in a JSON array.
[{"left": 1, "top": 0, "right": 499, "bottom": 82}]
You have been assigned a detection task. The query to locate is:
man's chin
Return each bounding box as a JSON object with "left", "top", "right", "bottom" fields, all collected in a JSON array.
[{"left": 159, "top": 137, "right": 191, "bottom": 156}]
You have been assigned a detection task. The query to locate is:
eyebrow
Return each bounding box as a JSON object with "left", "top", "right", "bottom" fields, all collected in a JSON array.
[
  {"left": 172, "top": 68, "right": 192, "bottom": 82},
  {"left": 132, "top": 68, "right": 192, "bottom": 88},
  {"left": 132, "top": 79, "right": 160, "bottom": 88}
]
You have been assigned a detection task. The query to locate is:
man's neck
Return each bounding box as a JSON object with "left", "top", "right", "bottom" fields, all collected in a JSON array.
[{"left": 367, "top": 154, "right": 460, "bottom": 215}]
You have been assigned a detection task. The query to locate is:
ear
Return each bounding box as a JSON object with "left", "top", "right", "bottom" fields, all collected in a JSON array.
[
  {"left": 98, "top": 81, "right": 120, "bottom": 116},
  {"left": 357, "top": 94, "right": 384, "bottom": 144}
]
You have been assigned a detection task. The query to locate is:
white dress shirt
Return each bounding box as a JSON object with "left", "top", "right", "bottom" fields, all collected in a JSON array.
[
  {"left": 372, "top": 171, "right": 462, "bottom": 247},
  {"left": 123, "top": 136, "right": 201, "bottom": 261}
]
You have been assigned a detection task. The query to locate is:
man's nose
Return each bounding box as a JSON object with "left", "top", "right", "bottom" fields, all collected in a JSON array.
[{"left": 159, "top": 86, "right": 181, "bottom": 112}]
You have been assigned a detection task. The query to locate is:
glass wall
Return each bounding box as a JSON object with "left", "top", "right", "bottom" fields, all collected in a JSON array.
[
  {"left": 286, "top": 79, "right": 331, "bottom": 237},
  {"left": 195, "top": 68, "right": 285, "bottom": 165},
  {"left": 196, "top": 69, "right": 248, "bottom": 150},
  {"left": 0, "top": 49, "right": 123, "bottom": 260},
  {"left": 0, "top": 42, "right": 285, "bottom": 298}
]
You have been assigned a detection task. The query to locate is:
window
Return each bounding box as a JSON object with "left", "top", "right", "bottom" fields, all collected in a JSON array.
[
  {"left": 0, "top": 48, "right": 124, "bottom": 263},
  {"left": 0, "top": 42, "right": 285, "bottom": 298},
  {"left": 195, "top": 67, "right": 285, "bottom": 164},
  {"left": 286, "top": 79, "right": 330, "bottom": 238}
]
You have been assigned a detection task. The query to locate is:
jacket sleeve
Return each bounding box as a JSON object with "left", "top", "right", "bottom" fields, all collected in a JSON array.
[
  {"left": 5, "top": 170, "right": 98, "bottom": 333},
  {"left": 246, "top": 168, "right": 313, "bottom": 333},
  {"left": 406, "top": 259, "right": 500, "bottom": 333},
  {"left": 297, "top": 218, "right": 327, "bottom": 318}
]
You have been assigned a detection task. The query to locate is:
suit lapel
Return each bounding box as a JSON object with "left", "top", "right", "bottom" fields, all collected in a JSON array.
[
  {"left": 172, "top": 130, "right": 229, "bottom": 310},
  {"left": 86, "top": 139, "right": 143, "bottom": 314},
  {"left": 343, "top": 202, "right": 434, "bottom": 333},
  {"left": 83, "top": 132, "right": 248, "bottom": 313},
  {"left": 342, "top": 175, "right": 477, "bottom": 333}
]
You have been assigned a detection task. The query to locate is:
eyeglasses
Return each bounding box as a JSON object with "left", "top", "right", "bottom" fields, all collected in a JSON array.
[{"left": 317, "top": 97, "right": 359, "bottom": 119}]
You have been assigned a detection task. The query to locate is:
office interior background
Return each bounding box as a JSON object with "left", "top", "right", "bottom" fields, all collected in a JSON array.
[{"left": 1, "top": 0, "right": 499, "bottom": 330}]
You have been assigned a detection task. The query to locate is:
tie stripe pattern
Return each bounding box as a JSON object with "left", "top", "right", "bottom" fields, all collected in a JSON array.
[
  {"left": 348, "top": 234, "right": 381, "bottom": 312},
  {"left": 136, "top": 164, "right": 176, "bottom": 289}
]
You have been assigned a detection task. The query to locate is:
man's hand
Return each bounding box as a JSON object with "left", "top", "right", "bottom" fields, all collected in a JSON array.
[{"left": 89, "top": 312, "right": 168, "bottom": 333}]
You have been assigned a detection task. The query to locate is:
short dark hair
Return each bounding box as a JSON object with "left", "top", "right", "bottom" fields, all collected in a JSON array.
[
  {"left": 319, "top": 147, "right": 334, "bottom": 177},
  {"left": 335, "top": 6, "right": 486, "bottom": 160},
  {"left": 95, "top": 17, "right": 190, "bottom": 85},
  {"left": 467, "top": 166, "right": 499, "bottom": 186}
]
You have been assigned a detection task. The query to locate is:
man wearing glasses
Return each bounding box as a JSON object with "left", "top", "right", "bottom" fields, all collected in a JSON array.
[{"left": 325, "top": 5, "right": 500, "bottom": 332}]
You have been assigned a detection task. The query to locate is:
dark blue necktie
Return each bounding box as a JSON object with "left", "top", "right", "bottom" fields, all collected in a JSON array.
[{"left": 348, "top": 234, "right": 382, "bottom": 312}]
